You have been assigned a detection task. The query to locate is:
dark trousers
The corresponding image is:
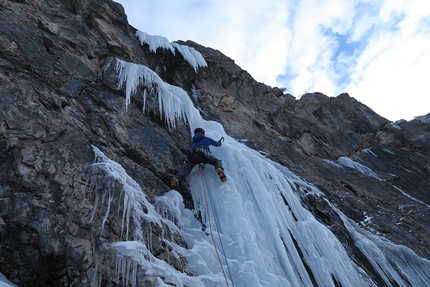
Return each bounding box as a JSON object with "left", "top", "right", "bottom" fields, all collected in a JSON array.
[{"left": 175, "top": 152, "right": 223, "bottom": 183}]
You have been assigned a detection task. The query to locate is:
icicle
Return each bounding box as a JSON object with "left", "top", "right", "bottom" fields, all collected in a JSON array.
[
  {"left": 135, "top": 31, "right": 175, "bottom": 54},
  {"left": 100, "top": 188, "right": 114, "bottom": 237},
  {"left": 118, "top": 257, "right": 125, "bottom": 286},
  {"left": 142, "top": 89, "right": 147, "bottom": 112},
  {"left": 121, "top": 192, "right": 130, "bottom": 240},
  {"left": 86, "top": 146, "right": 163, "bottom": 248},
  {"left": 116, "top": 189, "right": 123, "bottom": 215},
  {"left": 90, "top": 261, "right": 101, "bottom": 287},
  {"left": 113, "top": 58, "right": 201, "bottom": 130},
  {"left": 124, "top": 259, "right": 131, "bottom": 287},
  {"left": 131, "top": 261, "right": 138, "bottom": 287},
  {"left": 147, "top": 224, "right": 153, "bottom": 253},
  {"left": 135, "top": 30, "right": 207, "bottom": 71},
  {"left": 89, "top": 189, "right": 99, "bottom": 224},
  {"left": 171, "top": 43, "right": 208, "bottom": 72}
]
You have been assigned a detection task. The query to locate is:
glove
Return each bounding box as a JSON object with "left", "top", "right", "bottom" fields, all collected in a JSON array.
[{"left": 218, "top": 140, "right": 222, "bottom": 146}]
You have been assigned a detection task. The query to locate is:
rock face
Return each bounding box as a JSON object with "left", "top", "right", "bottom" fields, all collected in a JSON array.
[{"left": 0, "top": 0, "right": 429, "bottom": 286}]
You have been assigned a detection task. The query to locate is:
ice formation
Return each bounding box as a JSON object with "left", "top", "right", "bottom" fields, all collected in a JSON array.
[
  {"left": 135, "top": 31, "right": 207, "bottom": 72},
  {"left": 85, "top": 58, "right": 430, "bottom": 286}
]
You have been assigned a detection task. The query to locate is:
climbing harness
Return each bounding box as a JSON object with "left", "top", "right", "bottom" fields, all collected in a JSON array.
[{"left": 199, "top": 165, "right": 234, "bottom": 287}]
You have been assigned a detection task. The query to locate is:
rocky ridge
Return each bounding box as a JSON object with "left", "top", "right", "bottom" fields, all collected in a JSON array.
[{"left": 0, "top": 0, "right": 429, "bottom": 286}]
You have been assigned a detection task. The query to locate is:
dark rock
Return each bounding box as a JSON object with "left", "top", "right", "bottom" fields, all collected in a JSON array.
[{"left": 0, "top": 0, "right": 429, "bottom": 286}]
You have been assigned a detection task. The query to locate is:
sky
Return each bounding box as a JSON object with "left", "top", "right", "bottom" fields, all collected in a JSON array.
[{"left": 115, "top": 0, "right": 430, "bottom": 121}]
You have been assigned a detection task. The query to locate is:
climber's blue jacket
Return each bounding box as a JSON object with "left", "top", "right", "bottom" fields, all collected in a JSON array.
[{"left": 190, "top": 132, "right": 220, "bottom": 151}]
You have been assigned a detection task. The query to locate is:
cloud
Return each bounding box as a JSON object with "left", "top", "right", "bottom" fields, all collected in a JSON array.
[
  {"left": 276, "top": 0, "right": 356, "bottom": 96},
  {"left": 116, "top": 0, "right": 430, "bottom": 121},
  {"left": 346, "top": 0, "right": 430, "bottom": 120}
]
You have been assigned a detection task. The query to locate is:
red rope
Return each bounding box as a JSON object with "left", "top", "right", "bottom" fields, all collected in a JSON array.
[{"left": 199, "top": 166, "right": 230, "bottom": 287}]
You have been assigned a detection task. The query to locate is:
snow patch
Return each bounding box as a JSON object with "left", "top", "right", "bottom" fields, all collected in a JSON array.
[
  {"left": 322, "top": 159, "right": 343, "bottom": 168},
  {"left": 414, "top": 114, "right": 430, "bottom": 123},
  {"left": 337, "top": 156, "right": 381, "bottom": 180},
  {"left": 360, "top": 213, "right": 373, "bottom": 227},
  {"left": 390, "top": 122, "right": 402, "bottom": 129}
]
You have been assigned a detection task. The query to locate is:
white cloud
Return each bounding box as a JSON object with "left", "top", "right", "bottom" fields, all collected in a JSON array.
[
  {"left": 346, "top": 0, "right": 430, "bottom": 120},
  {"left": 116, "top": 0, "right": 430, "bottom": 121}
]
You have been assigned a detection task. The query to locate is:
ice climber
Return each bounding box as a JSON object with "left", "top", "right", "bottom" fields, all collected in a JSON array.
[{"left": 170, "top": 127, "right": 226, "bottom": 190}]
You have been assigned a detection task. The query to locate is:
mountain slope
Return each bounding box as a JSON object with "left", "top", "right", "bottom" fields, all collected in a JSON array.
[{"left": 0, "top": 0, "right": 429, "bottom": 286}]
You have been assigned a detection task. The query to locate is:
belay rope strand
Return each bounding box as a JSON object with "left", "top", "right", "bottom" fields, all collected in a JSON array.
[
  {"left": 199, "top": 165, "right": 235, "bottom": 287},
  {"left": 205, "top": 175, "right": 235, "bottom": 287}
]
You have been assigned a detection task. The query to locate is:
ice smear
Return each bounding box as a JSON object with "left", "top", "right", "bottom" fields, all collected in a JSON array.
[
  {"left": 322, "top": 158, "right": 343, "bottom": 168},
  {"left": 340, "top": 210, "right": 430, "bottom": 286},
  {"left": 393, "top": 186, "right": 430, "bottom": 209},
  {"left": 361, "top": 148, "right": 377, "bottom": 157},
  {"left": 135, "top": 31, "right": 207, "bottom": 71},
  {"left": 0, "top": 273, "right": 17, "bottom": 287},
  {"left": 337, "top": 156, "right": 381, "bottom": 180},
  {"left": 382, "top": 148, "right": 395, "bottom": 155}
]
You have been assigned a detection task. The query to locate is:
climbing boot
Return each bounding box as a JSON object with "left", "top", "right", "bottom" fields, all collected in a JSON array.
[
  {"left": 216, "top": 167, "right": 227, "bottom": 182},
  {"left": 170, "top": 178, "right": 179, "bottom": 190}
]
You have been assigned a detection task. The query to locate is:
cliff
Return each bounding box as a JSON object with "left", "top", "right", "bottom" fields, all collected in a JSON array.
[{"left": 0, "top": 0, "right": 429, "bottom": 286}]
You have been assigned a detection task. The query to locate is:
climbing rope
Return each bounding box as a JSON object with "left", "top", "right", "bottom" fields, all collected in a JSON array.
[
  {"left": 199, "top": 165, "right": 234, "bottom": 287},
  {"left": 204, "top": 170, "right": 235, "bottom": 286}
]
